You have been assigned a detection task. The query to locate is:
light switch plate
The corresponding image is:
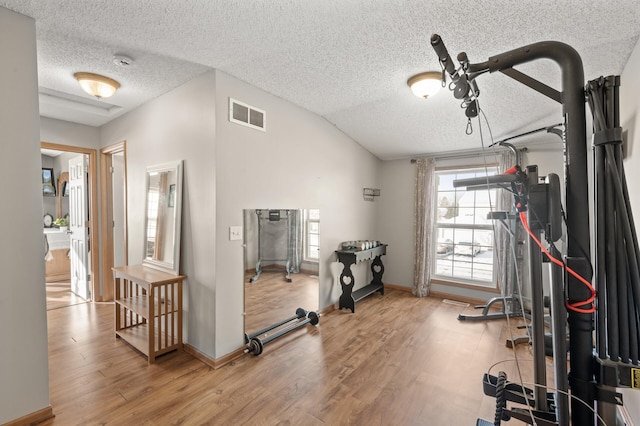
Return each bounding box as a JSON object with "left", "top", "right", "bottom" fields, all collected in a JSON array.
[{"left": 229, "top": 226, "right": 243, "bottom": 241}]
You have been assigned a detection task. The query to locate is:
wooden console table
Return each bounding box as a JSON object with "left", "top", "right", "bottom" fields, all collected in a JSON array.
[
  {"left": 335, "top": 244, "right": 387, "bottom": 313},
  {"left": 113, "top": 265, "right": 186, "bottom": 363}
]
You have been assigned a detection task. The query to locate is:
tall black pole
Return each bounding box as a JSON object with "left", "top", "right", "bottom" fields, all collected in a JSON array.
[{"left": 483, "top": 42, "right": 593, "bottom": 423}]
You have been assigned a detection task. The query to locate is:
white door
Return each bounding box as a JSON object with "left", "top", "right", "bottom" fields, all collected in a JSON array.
[{"left": 69, "top": 155, "right": 90, "bottom": 299}]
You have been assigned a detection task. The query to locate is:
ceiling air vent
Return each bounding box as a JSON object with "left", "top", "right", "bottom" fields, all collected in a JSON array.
[{"left": 229, "top": 98, "right": 266, "bottom": 131}]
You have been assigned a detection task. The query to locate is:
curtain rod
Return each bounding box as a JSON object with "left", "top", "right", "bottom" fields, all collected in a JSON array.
[
  {"left": 410, "top": 148, "right": 508, "bottom": 163},
  {"left": 410, "top": 122, "right": 562, "bottom": 163}
]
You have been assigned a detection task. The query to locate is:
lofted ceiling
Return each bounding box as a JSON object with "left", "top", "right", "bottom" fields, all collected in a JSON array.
[{"left": 2, "top": 1, "right": 640, "bottom": 160}]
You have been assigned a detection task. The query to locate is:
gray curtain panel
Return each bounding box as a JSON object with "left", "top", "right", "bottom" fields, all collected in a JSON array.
[
  {"left": 288, "top": 209, "right": 303, "bottom": 273},
  {"left": 413, "top": 157, "right": 436, "bottom": 297}
]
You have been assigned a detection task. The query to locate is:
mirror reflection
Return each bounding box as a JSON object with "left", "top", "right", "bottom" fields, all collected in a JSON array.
[
  {"left": 243, "top": 209, "right": 319, "bottom": 338},
  {"left": 143, "top": 161, "right": 183, "bottom": 275}
]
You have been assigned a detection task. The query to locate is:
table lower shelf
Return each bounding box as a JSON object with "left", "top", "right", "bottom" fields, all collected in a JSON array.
[
  {"left": 339, "top": 282, "right": 384, "bottom": 313},
  {"left": 352, "top": 282, "right": 384, "bottom": 302},
  {"left": 116, "top": 323, "right": 181, "bottom": 362}
]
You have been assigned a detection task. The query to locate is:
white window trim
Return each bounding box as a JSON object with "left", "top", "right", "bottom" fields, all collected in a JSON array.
[
  {"left": 303, "top": 210, "right": 320, "bottom": 263},
  {"left": 431, "top": 166, "right": 499, "bottom": 289}
]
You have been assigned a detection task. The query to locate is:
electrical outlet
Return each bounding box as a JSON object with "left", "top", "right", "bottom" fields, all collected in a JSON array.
[{"left": 229, "top": 226, "right": 243, "bottom": 241}]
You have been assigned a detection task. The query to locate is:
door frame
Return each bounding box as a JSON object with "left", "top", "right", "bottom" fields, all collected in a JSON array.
[
  {"left": 41, "top": 141, "right": 100, "bottom": 301},
  {"left": 99, "top": 141, "right": 128, "bottom": 302}
]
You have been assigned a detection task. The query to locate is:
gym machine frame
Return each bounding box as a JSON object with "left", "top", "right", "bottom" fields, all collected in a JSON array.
[
  {"left": 456, "top": 163, "right": 567, "bottom": 425},
  {"left": 431, "top": 34, "right": 640, "bottom": 425}
]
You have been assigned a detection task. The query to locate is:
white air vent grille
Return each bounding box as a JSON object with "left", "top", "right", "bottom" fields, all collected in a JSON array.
[{"left": 229, "top": 98, "right": 266, "bottom": 131}]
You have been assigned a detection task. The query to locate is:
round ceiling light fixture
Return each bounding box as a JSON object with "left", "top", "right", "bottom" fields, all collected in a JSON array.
[
  {"left": 407, "top": 71, "right": 443, "bottom": 99},
  {"left": 74, "top": 72, "right": 120, "bottom": 99}
]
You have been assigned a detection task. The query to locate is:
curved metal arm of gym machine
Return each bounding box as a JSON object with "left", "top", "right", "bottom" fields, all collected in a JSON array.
[
  {"left": 431, "top": 33, "right": 587, "bottom": 259},
  {"left": 497, "top": 141, "right": 521, "bottom": 167},
  {"left": 453, "top": 173, "right": 519, "bottom": 189},
  {"left": 480, "top": 43, "right": 591, "bottom": 283}
]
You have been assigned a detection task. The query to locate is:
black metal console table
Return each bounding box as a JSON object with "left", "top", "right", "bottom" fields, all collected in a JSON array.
[{"left": 335, "top": 244, "right": 387, "bottom": 313}]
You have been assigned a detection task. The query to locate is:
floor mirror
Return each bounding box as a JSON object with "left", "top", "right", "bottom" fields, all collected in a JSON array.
[{"left": 243, "top": 208, "right": 319, "bottom": 339}]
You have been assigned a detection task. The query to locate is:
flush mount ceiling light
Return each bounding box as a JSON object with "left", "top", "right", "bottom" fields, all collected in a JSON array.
[
  {"left": 407, "top": 71, "right": 443, "bottom": 99},
  {"left": 74, "top": 72, "right": 120, "bottom": 99}
]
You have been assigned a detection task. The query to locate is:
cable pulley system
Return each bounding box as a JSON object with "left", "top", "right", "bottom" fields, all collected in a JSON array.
[{"left": 430, "top": 33, "right": 640, "bottom": 426}]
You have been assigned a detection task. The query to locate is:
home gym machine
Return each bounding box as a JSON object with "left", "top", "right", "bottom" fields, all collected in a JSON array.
[
  {"left": 431, "top": 34, "right": 640, "bottom": 425},
  {"left": 459, "top": 129, "right": 564, "bottom": 347},
  {"left": 455, "top": 159, "right": 567, "bottom": 425},
  {"left": 250, "top": 209, "right": 295, "bottom": 283},
  {"left": 244, "top": 308, "right": 319, "bottom": 356}
]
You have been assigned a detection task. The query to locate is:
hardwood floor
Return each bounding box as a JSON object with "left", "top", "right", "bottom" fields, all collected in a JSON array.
[
  {"left": 244, "top": 270, "right": 318, "bottom": 336},
  {"left": 42, "top": 288, "right": 547, "bottom": 425},
  {"left": 45, "top": 280, "right": 88, "bottom": 311}
]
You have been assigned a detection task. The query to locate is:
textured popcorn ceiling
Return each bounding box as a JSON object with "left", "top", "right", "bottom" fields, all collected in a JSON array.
[{"left": 2, "top": 0, "right": 639, "bottom": 159}]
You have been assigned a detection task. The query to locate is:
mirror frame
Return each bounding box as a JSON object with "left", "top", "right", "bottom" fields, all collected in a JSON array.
[{"left": 142, "top": 160, "right": 183, "bottom": 275}]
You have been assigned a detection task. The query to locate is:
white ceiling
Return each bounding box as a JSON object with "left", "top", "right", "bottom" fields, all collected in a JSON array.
[{"left": 3, "top": 1, "right": 640, "bottom": 160}]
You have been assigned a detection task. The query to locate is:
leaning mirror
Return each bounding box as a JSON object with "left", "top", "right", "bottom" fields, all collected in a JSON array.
[
  {"left": 142, "top": 161, "right": 183, "bottom": 275},
  {"left": 243, "top": 208, "right": 319, "bottom": 339}
]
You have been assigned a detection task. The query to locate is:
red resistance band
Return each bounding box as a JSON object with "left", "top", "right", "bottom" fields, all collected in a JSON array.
[{"left": 518, "top": 210, "right": 596, "bottom": 314}]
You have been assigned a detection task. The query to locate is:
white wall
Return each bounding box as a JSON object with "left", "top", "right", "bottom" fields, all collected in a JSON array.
[
  {"left": 0, "top": 7, "right": 50, "bottom": 424},
  {"left": 100, "top": 70, "right": 217, "bottom": 356},
  {"left": 99, "top": 69, "right": 381, "bottom": 360},
  {"left": 112, "top": 152, "right": 126, "bottom": 267},
  {"left": 619, "top": 34, "right": 640, "bottom": 424},
  {"left": 378, "top": 158, "right": 417, "bottom": 289},
  {"left": 40, "top": 116, "right": 100, "bottom": 149},
  {"left": 213, "top": 70, "right": 382, "bottom": 357}
]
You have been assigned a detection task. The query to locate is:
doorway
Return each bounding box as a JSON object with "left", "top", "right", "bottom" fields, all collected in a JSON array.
[
  {"left": 99, "top": 141, "right": 128, "bottom": 302},
  {"left": 41, "top": 141, "right": 100, "bottom": 303}
]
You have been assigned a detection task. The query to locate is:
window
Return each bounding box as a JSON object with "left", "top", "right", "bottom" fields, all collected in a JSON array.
[
  {"left": 304, "top": 209, "right": 320, "bottom": 261},
  {"left": 433, "top": 166, "right": 498, "bottom": 287}
]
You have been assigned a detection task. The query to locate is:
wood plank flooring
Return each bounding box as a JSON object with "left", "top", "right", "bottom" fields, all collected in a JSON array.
[
  {"left": 45, "top": 280, "right": 88, "bottom": 311},
  {"left": 41, "top": 288, "right": 548, "bottom": 425},
  {"left": 244, "top": 270, "right": 318, "bottom": 336}
]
